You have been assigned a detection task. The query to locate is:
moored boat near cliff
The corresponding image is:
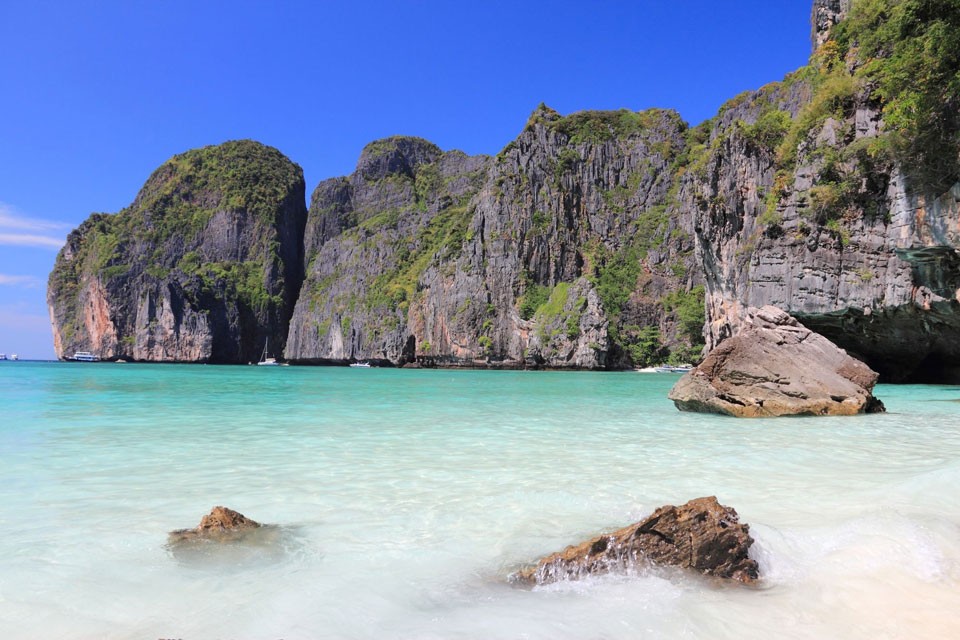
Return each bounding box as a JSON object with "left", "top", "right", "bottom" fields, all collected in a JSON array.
[{"left": 69, "top": 352, "right": 100, "bottom": 362}]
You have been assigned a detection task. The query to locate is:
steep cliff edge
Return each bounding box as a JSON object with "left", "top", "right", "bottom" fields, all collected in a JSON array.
[
  {"left": 687, "top": 0, "right": 960, "bottom": 382},
  {"left": 47, "top": 140, "right": 307, "bottom": 363},
  {"left": 285, "top": 136, "right": 491, "bottom": 365},
  {"left": 285, "top": 110, "right": 704, "bottom": 368}
]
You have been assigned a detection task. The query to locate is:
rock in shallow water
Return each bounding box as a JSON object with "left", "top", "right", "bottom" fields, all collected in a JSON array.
[
  {"left": 512, "top": 496, "right": 759, "bottom": 586},
  {"left": 168, "top": 506, "right": 261, "bottom": 543},
  {"left": 669, "top": 306, "right": 885, "bottom": 417}
]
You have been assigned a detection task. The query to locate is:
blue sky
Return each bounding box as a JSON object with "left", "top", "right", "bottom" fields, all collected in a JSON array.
[{"left": 0, "top": 1, "right": 813, "bottom": 359}]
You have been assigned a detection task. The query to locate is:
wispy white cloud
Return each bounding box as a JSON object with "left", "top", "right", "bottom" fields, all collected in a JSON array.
[
  {"left": 0, "top": 202, "right": 71, "bottom": 231},
  {"left": 0, "top": 202, "right": 67, "bottom": 250},
  {"left": 0, "top": 232, "right": 65, "bottom": 249},
  {"left": 0, "top": 274, "right": 43, "bottom": 288}
]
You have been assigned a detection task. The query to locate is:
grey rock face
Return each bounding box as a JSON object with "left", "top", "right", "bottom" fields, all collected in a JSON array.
[
  {"left": 669, "top": 306, "right": 884, "bottom": 417},
  {"left": 285, "top": 137, "right": 491, "bottom": 365},
  {"left": 286, "top": 111, "right": 704, "bottom": 368},
  {"left": 690, "top": 109, "right": 960, "bottom": 381},
  {"left": 47, "top": 140, "right": 307, "bottom": 363},
  {"left": 812, "top": 0, "right": 852, "bottom": 51},
  {"left": 682, "top": 15, "right": 960, "bottom": 382}
]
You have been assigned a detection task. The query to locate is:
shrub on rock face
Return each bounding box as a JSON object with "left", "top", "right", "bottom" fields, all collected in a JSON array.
[{"left": 669, "top": 306, "right": 885, "bottom": 417}]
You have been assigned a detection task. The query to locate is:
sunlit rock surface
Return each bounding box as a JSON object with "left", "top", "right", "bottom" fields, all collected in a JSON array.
[
  {"left": 669, "top": 306, "right": 884, "bottom": 417},
  {"left": 512, "top": 496, "right": 758, "bottom": 586}
]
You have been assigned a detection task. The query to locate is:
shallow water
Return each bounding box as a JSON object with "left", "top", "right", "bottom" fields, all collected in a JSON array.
[{"left": 1, "top": 362, "right": 958, "bottom": 639}]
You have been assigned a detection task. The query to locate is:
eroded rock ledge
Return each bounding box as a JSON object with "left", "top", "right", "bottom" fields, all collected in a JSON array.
[
  {"left": 512, "top": 496, "right": 758, "bottom": 586},
  {"left": 669, "top": 306, "right": 885, "bottom": 417}
]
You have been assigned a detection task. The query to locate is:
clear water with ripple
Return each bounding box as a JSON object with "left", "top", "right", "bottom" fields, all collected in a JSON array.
[{"left": 1, "top": 362, "right": 958, "bottom": 639}]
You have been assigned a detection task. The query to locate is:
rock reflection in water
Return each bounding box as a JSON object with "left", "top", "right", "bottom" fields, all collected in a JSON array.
[{"left": 166, "top": 524, "right": 308, "bottom": 569}]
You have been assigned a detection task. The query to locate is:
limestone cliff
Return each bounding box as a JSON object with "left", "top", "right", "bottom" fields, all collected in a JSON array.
[
  {"left": 285, "top": 111, "right": 703, "bottom": 368},
  {"left": 685, "top": 0, "right": 960, "bottom": 382},
  {"left": 285, "top": 0, "right": 960, "bottom": 375},
  {"left": 47, "top": 140, "right": 307, "bottom": 363},
  {"left": 48, "top": 1, "right": 960, "bottom": 380}
]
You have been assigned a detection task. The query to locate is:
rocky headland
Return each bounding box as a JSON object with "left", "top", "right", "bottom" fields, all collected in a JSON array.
[
  {"left": 48, "top": 141, "right": 306, "bottom": 363},
  {"left": 48, "top": 0, "right": 960, "bottom": 382}
]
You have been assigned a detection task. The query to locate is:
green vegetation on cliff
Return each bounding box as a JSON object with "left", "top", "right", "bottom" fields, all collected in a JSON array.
[
  {"left": 47, "top": 213, "right": 124, "bottom": 344},
  {"left": 834, "top": 0, "right": 960, "bottom": 192},
  {"left": 136, "top": 140, "right": 304, "bottom": 241},
  {"left": 759, "top": 0, "right": 960, "bottom": 230},
  {"left": 551, "top": 109, "right": 685, "bottom": 145},
  {"left": 361, "top": 174, "right": 479, "bottom": 314},
  {"left": 47, "top": 140, "right": 306, "bottom": 360},
  {"left": 518, "top": 279, "right": 552, "bottom": 321},
  {"left": 621, "top": 325, "right": 666, "bottom": 367},
  {"left": 361, "top": 136, "right": 441, "bottom": 162},
  {"left": 59, "top": 141, "right": 302, "bottom": 287},
  {"left": 590, "top": 244, "right": 643, "bottom": 320},
  {"left": 524, "top": 103, "right": 687, "bottom": 148},
  {"left": 686, "top": 0, "right": 960, "bottom": 247},
  {"left": 178, "top": 252, "right": 283, "bottom": 311},
  {"left": 363, "top": 199, "right": 475, "bottom": 313},
  {"left": 306, "top": 153, "right": 485, "bottom": 347},
  {"left": 662, "top": 285, "right": 706, "bottom": 355}
]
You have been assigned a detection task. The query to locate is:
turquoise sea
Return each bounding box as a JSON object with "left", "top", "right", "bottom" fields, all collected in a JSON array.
[{"left": 1, "top": 361, "right": 958, "bottom": 639}]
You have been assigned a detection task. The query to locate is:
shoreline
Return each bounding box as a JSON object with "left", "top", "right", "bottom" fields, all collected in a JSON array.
[{"left": 48, "top": 357, "right": 683, "bottom": 373}]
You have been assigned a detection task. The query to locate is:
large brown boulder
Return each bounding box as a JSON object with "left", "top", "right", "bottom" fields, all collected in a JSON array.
[
  {"left": 669, "top": 306, "right": 885, "bottom": 417},
  {"left": 512, "top": 496, "right": 759, "bottom": 586},
  {"left": 168, "top": 506, "right": 261, "bottom": 543}
]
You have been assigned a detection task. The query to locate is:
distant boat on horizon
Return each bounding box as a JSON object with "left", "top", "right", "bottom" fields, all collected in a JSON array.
[
  {"left": 0, "top": 353, "right": 6, "bottom": 361},
  {"left": 10, "top": 354, "right": 18, "bottom": 361}
]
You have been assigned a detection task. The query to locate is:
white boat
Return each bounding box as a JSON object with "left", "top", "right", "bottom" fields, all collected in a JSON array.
[
  {"left": 349, "top": 361, "right": 372, "bottom": 368},
  {"left": 0, "top": 353, "right": 6, "bottom": 361},
  {"left": 71, "top": 352, "right": 100, "bottom": 362},
  {"left": 10, "top": 354, "right": 18, "bottom": 361},
  {"left": 655, "top": 365, "right": 693, "bottom": 373},
  {"left": 257, "top": 339, "right": 280, "bottom": 366}
]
